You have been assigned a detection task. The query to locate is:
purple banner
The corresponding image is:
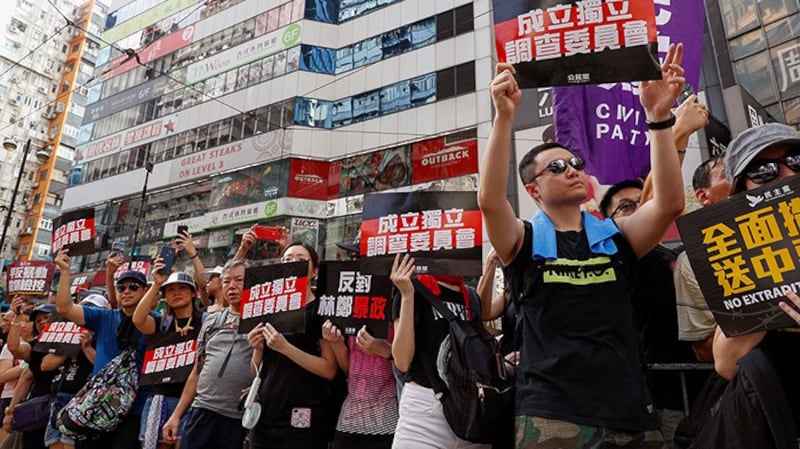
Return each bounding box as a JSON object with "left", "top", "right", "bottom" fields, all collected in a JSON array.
[{"left": 553, "top": 0, "right": 704, "bottom": 185}]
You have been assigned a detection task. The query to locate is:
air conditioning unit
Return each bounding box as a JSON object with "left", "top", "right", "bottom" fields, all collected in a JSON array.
[
  {"left": 10, "top": 77, "right": 18, "bottom": 84},
  {"left": 8, "top": 25, "right": 18, "bottom": 33},
  {"left": 55, "top": 102, "right": 65, "bottom": 113},
  {"left": 20, "top": 227, "right": 32, "bottom": 236},
  {"left": 42, "top": 112, "right": 55, "bottom": 120},
  {"left": 9, "top": 99, "right": 18, "bottom": 106},
  {"left": 37, "top": 86, "right": 47, "bottom": 94}
]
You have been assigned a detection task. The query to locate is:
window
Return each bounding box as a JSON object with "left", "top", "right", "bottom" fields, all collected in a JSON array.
[{"left": 734, "top": 52, "right": 779, "bottom": 104}]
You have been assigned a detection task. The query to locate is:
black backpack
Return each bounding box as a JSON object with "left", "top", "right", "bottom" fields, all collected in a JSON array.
[{"left": 413, "top": 279, "right": 515, "bottom": 444}]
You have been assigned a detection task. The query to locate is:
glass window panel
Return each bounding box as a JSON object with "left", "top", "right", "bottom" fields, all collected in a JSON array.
[
  {"left": 336, "top": 46, "right": 353, "bottom": 73},
  {"left": 382, "top": 26, "right": 411, "bottom": 59},
  {"left": 249, "top": 61, "right": 263, "bottom": 86},
  {"left": 758, "top": 0, "right": 798, "bottom": 26},
  {"left": 380, "top": 80, "right": 411, "bottom": 114},
  {"left": 274, "top": 51, "right": 287, "bottom": 76},
  {"left": 766, "top": 14, "right": 800, "bottom": 46},
  {"left": 410, "top": 18, "right": 436, "bottom": 49},
  {"left": 730, "top": 29, "right": 766, "bottom": 60},
  {"left": 287, "top": 46, "right": 301, "bottom": 72},
  {"left": 720, "top": 0, "right": 759, "bottom": 37},
  {"left": 236, "top": 65, "right": 250, "bottom": 89},
  {"left": 331, "top": 98, "right": 353, "bottom": 128},
  {"left": 733, "top": 51, "right": 779, "bottom": 105},
  {"left": 352, "top": 90, "right": 380, "bottom": 122},
  {"left": 262, "top": 55, "right": 275, "bottom": 81},
  {"left": 267, "top": 8, "right": 280, "bottom": 32},
  {"left": 279, "top": 3, "right": 293, "bottom": 27}
]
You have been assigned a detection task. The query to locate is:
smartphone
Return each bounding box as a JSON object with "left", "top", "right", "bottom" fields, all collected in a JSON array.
[
  {"left": 678, "top": 83, "right": 696, "bottom": 104},
  {"left": 158, "top": 245, "right": 177, "bottom": 275},
  {"left": 176, "top": 225, "right": 188, "bottom": 236},
  {"left": 253, "top": 225, "right": 282, "bottom": 241},
  {"left": 110, "top": 241, "right": 126, "bottom": 258}
]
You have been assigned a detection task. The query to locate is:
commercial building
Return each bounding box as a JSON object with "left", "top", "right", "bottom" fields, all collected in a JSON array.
[
  {"left": 0, "top": 0, "right": 106, "bottom": 264},
  {"left": 64, "top": 0, "right": 491, "bottom": 271}
]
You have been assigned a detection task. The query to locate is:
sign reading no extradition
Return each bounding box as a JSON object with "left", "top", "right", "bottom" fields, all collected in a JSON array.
[{"left": 677, "top": 175, "right": 800, "bottom": 336}]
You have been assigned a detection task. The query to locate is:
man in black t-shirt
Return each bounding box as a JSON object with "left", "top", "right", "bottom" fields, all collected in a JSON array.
[{"left": 479, "top": 46, "right": 687, "bottom": 448}]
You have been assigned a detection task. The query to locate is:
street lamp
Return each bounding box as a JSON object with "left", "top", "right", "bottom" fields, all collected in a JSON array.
[{"left": 0, "top": 138, "right": 32, "bottom": 258}]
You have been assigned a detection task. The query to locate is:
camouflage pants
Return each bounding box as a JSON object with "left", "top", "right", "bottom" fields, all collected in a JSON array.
[{"left": 515, "top": 416, "right": 666, "bottom": 449}]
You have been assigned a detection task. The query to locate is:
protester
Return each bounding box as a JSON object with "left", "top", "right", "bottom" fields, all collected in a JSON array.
[
  {"left": 674, "top": 155, "right": 730, "bottom": 362},
  {"left": 390, "top": 254, "right": 488, "bottom": 449},
  {"left": 133, "top": 266, "right": 204, "bottom": 449},
  {"left": 4, "top": 298, "right": 55, "bottom": 449},
  {"left": 162, "top": 259, "right": 252, "bottom": 449},
  {"left": 478, "top": 42, "right": 687, "bottom": 448},
  {"left": 476, "top": 249, "right": 518, "bottom": 377},
  {"left": 54, "top": 248, "right": 150, "bottom": 449},
  {"left": 199, "top": 266, "right": 225, "bottom": 314},
  {"left": 246, "top": 242, "right": 339, "bottom": 449},
  {"left": 41, "top": 296, "right": 100, "bottom": 449},
  {"left": 713, "top": 122, "right": 800, "bottom": 433},
  {"left": 175, "top": 231, "right": 213, "bottom": 311},
  {"left": 600, "top": 180, "right": 697, "bottom": 449},
  {"left": 0, "top": 308, "right": 31, "bottom": 445}
]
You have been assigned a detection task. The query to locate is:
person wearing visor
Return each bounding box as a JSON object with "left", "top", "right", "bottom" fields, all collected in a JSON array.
[
  {"left": 713, "top": 122, "right": 800, "bottom": 437},
  {"left": 200, "top": 266, "right": 225, "bottom": 314},
  {"left": 134, "top": 265, "right": 205, "bottom": 449},
  {"left": 54, "top": 248, "right": 152, "bottom": 449}
]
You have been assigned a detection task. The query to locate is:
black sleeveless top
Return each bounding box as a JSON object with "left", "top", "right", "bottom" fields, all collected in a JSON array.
[{"left": 504, "top": 221, "right": 658, "bottom": 431}]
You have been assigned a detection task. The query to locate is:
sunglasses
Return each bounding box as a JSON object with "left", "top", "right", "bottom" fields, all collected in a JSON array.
[
  {"left": 744, "top": 152, "right": 800, "bottom": 184},
  {"left": 528, "top": 157, "right": 585, "bottom": 183},
  {"left": 611, "top": 199, "right": 640, "bottom": 218},
  {"left": 116, "top": 283, "right": 142, "bottom": 292}
]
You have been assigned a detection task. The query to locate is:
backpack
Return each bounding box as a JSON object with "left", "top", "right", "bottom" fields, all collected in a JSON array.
[
  {"left": 413, "top": 279, "right": 515, "bottom": 444},
  {"left": 56, "top": 348, "right": 139, "bottom": 440}
]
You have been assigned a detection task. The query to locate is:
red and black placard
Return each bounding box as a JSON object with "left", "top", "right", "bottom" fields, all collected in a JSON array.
[
  {"left": 7, "top": 261, "right": 55, "bottom": 296},
  {"left": 317, "top": 261, "right": 393, "bottom": 338},
  {"left": 360, "top": 191, "right": 482, "bottom": 276},
  {"left": 114, "top": 256, "right": 153, "bottom": 280},
  {"left": 238, "top": 261, "right": 309, "bottom": 334},
  {"left": 141, "top": 332, "right": 198, "bottom": 386},
  {"left": 52, "top": 208, "right": 96, "bottom": 256},
  {"left": 492, "top": 0, "right": 660, "bottom": 88},
  {"left": 33, "top": 316, "right": 87, "bottom": 358}
]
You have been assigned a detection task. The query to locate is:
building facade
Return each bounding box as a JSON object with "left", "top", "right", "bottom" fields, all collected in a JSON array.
[
  {"left": 0, "top": 0, "right": 106, "bottom": 264},
  {"left": 63, "top": 0, "right": 494, "bottom": 272}
]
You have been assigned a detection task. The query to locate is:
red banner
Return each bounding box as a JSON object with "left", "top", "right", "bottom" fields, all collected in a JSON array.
[
  {"left": 288, "top": 159, "right": 329, "bottom": 200},
  {"left": 411, "top": 138, "right": 478, "bottom": 184},
  {"left": 361, "top": 209, "right": 482, "bottom": 257},
  {"left": 328, "top": 160, "right": 341, "bottom": 198},
  {"left": 7, "top": 261, "right": 55, "bottom": 296},
  {"left": 104, "top": 25, "right": 196, "bottom": 80}
]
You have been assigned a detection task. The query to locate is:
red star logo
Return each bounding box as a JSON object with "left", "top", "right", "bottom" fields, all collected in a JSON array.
[{"left": 164, "top": 120, "right": 175, "bottom": 133}]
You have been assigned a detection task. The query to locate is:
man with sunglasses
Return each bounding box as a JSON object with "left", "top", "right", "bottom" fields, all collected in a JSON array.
[
  {"left": 712, "top": 122, "right": 800, "bottom": 436},
  {"left": 54, "top": 248, "right": 153, "bottom": 449},
  {"left": 479, "top": 44, "right": 687, "bottom": 448}
]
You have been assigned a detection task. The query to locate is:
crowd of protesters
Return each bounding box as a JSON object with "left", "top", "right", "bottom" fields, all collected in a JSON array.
[{"left": 0, "top": 42, "right": 798, "bottom": 449}]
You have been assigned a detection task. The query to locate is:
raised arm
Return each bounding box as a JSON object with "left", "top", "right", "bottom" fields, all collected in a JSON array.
[
  {"left": 54, "top": 249, "right": 86, "bottom": 325},
  {"left": 41, "top": 354, "right": 68, "bottom": 372},
  {"left": 234, "top": 228, "right": 258, "bottom": 260},
  {"left": 7, "top": 297, "right": 31, "bottom": 361},
  {"left": 477, "top": 249, "right": 507, "bottom": 321},
  {"left": 178, "top": 231, "right": 209, "bottom": 307},
  {"left": 616, "top": 43, "right": 686, "bottom": 258},
  {"left": 640, "top": 94, "right": 709, "bottom": 204},
  {"left": 390, "top": 254, "right": 416, "bottom": 373},
  {"left": 133, "top": 257, "right": 167, "bottom": 335},
  {"left": 105, "top": 254, "right": 125, "bottom": 309},
  {"left": 478, "top": 63, "right": 526, "bottom": 266}
]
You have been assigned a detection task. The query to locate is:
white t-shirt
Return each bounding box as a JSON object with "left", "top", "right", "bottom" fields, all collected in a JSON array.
[
  {"left": 674, "top": 251, "right": 717, "bottom": 341},
  {"left": 0, "top": 344, "right": 19, "bottom": 399}
]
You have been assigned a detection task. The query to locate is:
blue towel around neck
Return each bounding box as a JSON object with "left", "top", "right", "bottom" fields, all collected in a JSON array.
[{"left": 530, "top": 210, "right": 620, "bottom": 260}]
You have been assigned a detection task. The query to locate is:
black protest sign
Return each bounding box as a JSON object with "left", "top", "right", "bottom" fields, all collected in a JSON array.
[
  {"left": 33, "top": 316, "right": 87, "bottom": 358},
  {"left": 52, "top": 208, "right": 96, "bottom": 256},
  {"left": 69, "top": 272, "right": 93, "bottom": 295},
  {"left": 141, "top": 332, "right": 198, "bottom": 386},
  {"left": 7, "top": 261, "right": 55, "bottom": 296},
  {"left": 238, "top": 261, "right": 309, "bottom": 334},
  {"left": 360, "top": 191, "right": 482, "bottom": 276},
  {"left": 492, "top": 0, "right": 661, "bottom": 88},
  {"left": 317, "top": 261, "right": 392, "bottom": 338},
  {"left": 677, "top": 175, "right": 800, "bottom": 336}
]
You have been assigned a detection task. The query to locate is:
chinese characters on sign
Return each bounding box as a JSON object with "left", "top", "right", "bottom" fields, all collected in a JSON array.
[
  {"left": 493, "top": 0, "right": 660, "bottom": 88},
  {"left": 52, "top": 208, "right": 95, "bottom": 256},
  {"left": 360, "top": 192, "right": 482, "bottom": 276},
  {"left": 33, "top": 319, "right": 87, "bottom": 357},
  {"left": 141, "top": 333, "right": 198, "bottom": 386},
  {"left": 677, "top": 176, "right": 800, "bottom": 336},
  {"left": 317, "top": 262, "right": 393, "bottom": 338},
  {"left": 238, "top": 262, "right": 309, "bottom": 334},
  {"left": 6, "top": 261, "right": 55, "bottom": 295}
]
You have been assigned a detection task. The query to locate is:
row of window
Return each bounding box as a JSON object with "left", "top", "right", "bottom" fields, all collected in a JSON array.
[
  {"left": 295, "top": 62, "right": 475, "bottom": 128},
  {"left": 85, "top": 2, "right": 472, "bottom": 143},
  {"left": 74, "top": 61, "right": 475, "bottom": 186},
  {"left": 720, "top": 0, "right": 797, "bottom": 39}
]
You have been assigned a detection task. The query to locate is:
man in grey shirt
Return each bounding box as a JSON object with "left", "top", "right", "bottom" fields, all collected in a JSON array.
[{"left": 162, "top": 259, "right": 253, "bottom": 449}]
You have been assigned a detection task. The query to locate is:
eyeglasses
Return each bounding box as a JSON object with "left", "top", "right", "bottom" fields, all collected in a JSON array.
[
  {"left": 116, "top": 283, "right": 142, "bottom": 292},
  {"left": 744, "top": 152, "right": 800, "bottom": 184},
  {"left": 610, "top": 199, "right": 640, "bottom": 218},
  {"left": 527, "top": 157, "right": 585, "bottom": 183}
]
